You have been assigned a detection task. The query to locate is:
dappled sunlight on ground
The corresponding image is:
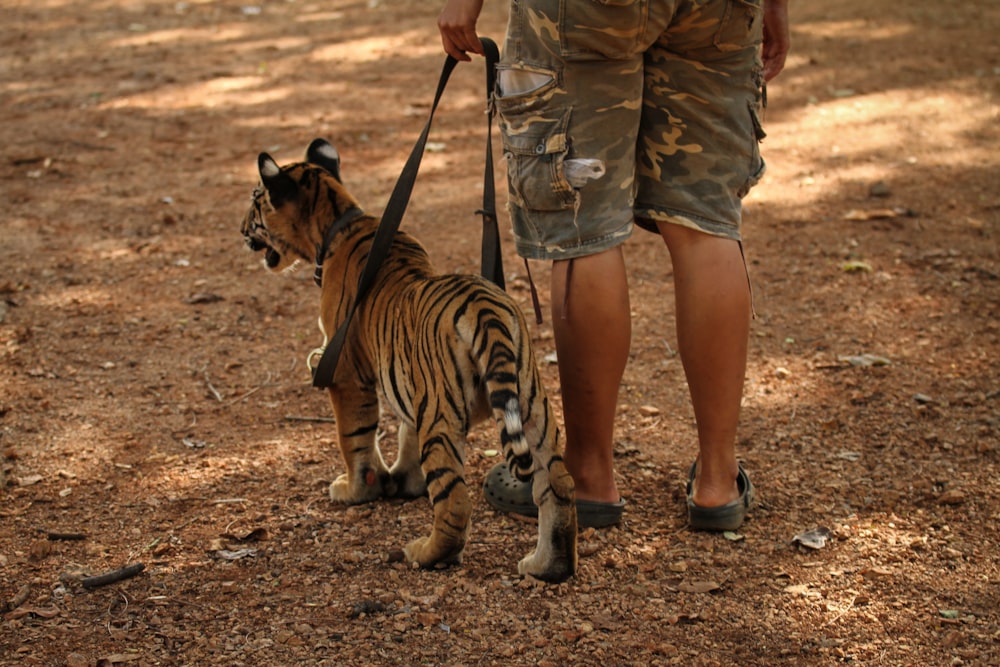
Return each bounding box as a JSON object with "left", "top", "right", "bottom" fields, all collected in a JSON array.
[{"left": 1, "top": 0, "right": 997, "bottom": 664}]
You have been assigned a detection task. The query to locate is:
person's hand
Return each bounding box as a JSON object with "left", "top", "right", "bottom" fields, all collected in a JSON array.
[
  {"left": 762, "top": 0, "right": 790, "bottom": 81},
  {"left": 438, "top": 0, "right": 486, "bottom": 61}
]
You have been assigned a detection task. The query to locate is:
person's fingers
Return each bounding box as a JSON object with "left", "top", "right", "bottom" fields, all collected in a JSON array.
[
  {"left": 441, "top": 33, "right": 472, "bottom": 61},
  {"left": 762, "top": 36, "right": 789, "bottom": 81},
  {"left": 762, "top": 50, "right": 787, "bottom": 81},
  {"left": 437, "top": 0, "right": 485, "bottom": 61},
  {"left": 440, "top": 28, "right": 484, "bottom": 60},
  {"left": 761, "top": 3, "right": 790, "bottom": 82}
]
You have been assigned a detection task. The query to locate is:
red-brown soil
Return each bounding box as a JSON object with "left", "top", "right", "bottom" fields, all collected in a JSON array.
[{"left": 2, "top": 1, "right": 998, "bottom": 665}]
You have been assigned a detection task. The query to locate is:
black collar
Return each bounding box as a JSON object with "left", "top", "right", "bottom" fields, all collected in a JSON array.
[{"left": 313, "top": 206, "right": 366, "bottom": 287}]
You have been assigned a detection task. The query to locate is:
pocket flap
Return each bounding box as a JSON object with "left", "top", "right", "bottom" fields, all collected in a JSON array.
[{"left": 501, "top": 109, "right": 569, "bottom": 157}]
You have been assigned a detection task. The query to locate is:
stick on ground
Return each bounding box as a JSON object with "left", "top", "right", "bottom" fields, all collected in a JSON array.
[{"left": 81, "top": 563, "right": 145, "bottom": 590}]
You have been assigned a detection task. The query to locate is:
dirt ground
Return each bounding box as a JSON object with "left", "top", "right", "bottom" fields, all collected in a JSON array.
[{"left": 2, "top": 0, "right": 998, "bottom": 665}]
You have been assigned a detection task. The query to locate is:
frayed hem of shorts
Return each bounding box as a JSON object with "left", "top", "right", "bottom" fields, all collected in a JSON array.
[
  {"left": 635, "top": 208, "right": 741, "bottom": 241},
  {"left": 515, "top": 221, "right": 633, "bottom": 261}
]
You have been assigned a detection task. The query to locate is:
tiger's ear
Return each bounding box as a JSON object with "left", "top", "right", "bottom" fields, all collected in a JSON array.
[
  {"left": 258, "top": 152, "right": 297, "bottom": 205},
  {"left": 306, "top": 138, "right": 342, "bottom": 181}
]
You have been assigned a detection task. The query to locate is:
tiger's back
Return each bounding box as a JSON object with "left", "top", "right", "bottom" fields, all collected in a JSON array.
[{"left": 241, "top": 138, "right": 577, "bottom": 582}]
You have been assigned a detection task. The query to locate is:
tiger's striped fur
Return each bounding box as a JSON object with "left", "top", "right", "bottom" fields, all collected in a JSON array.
[{"left": 240, "top": 139, "right": 577, "bottom": 582}]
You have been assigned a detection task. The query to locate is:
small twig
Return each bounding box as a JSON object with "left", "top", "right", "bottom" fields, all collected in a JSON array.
[
  {"left": 45, "top": 531, "right": 88, "bottom": 541},
  {"left": 821, "top": 593, "right": 859, "bottom": 628},
  {"left": 227, "top": 385, "right": 263, "bottom": 404},
  {"left": 174, "top": 516, "right": 199, "bottom": 531},
  {"left": 203, "top": 371, "right": 223, "bottom": 402},
  {"left": 108, "top": 590, "right": 130, "bottom": 617},
  {"left": 226, "top": 372, "right": 274, "bottom": 405},
  {"left": 81, "top": 563, "right": 145, "bottom": 590},
  {"left": 636, "top": 418, "right": 662, "bottom": 433},
  {"left": 146, "top": 596, "right": 222, "bottom": 614},
  {"left": 211, "top": 498, "right": 248, "bottom": 505},
  {"left": 284, "top": 414, "right": 336, "bottom": 424}
]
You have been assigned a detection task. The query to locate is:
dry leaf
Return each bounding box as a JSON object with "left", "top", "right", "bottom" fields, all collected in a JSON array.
[
  {"left": 18, "top": 474, "right": 44, "bottom": 486},
  {"left": 220, "top": 527, "right": 269, "bottom": 543},
  {"left": 5, "top": 605, "right": 61, "bottom": 620},
  {"left": 792, "top": 527, "right": 832, "bottom": 550},
  {"left": 838, "top": 353, "right": 891, "bottom": 367},
  {"left": 783, "top": 584, "right": 821, "bottom": 598},
  {"left": 844, "top": 208, "right": 898, "bottom": 221},
  {"left": 678, "top": 580, "right": 721, "bottom": 593},
  {"left": 183, "top": 293, "right": 223, "bottom": 304},
  {"left": 416, "top": 612, "right": 442, "bottom": 627},
  {"left": 840, "top": 260, "right": 873, "bottom": 273},
  {"left": 861, "top": 566, "right": 893, "bottom": 579},
  {"left": 96, "top": 654, "right": 141, "bottom": 666}
]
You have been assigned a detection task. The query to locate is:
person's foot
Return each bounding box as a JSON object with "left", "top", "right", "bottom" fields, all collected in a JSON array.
[
  {"left": 686, "top": 462, "right": 754, "bottom": 531},
  {"left": 483, "top": 463, "right": 625, "bottom": 529}
]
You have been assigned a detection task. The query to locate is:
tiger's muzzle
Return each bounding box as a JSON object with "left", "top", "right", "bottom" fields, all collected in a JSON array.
[{"left": 244, "top": 235, "right": 282, "bottom": 269}]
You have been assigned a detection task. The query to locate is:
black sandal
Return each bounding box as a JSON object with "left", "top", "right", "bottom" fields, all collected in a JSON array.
[
  {"left": 483, "top": 463, "right": 625, "bottom": 529},
  {"left": 686, "top": 462, "right": 754, "bottom": 531}
]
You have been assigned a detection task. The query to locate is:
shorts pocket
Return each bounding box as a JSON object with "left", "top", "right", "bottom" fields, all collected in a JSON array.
[
  {"left": 560, "top": 0, "right": 648, "bottom": 61},
  {"left": 714, "top": 0, "right": 763, "bottom": 53},
  {"left": 737, "top": 101, "right": 767, "bottom": 198},
  {"left": 499, "top": 106, "right": 575, "bottom": 212}
]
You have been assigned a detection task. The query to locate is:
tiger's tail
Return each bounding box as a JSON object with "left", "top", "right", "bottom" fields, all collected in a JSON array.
[
  {"left": 500, "top": 396, "right": 533, "bottom": 481},
  {"left": 479, "top": 318, "right": 535, "bottom": 482}
]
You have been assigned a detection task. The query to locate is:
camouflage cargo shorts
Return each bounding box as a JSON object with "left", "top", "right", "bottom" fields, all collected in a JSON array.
[{"left": 496, "top": 0, "right": 766, "bottom": 260}]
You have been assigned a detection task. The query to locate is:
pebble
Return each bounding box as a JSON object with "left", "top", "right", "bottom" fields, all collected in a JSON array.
[
  {"left": 937, "top": 489, "right": 966, "bottom": 505},
  {"left": 869, "top": 181, "right": 892, "bottom": 197}
]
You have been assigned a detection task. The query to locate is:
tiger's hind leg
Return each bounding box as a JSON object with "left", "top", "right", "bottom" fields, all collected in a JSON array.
[
  {"left": 402, "top": 422, "right": 472, "bottom": 568},
  {"left": 519, "top": 451, "right": 577, "bottom": 582},
  {"left": 387, "top": 421, "right": 427, "bottom": 499},
  {"left": 506, "top": 395, "right": 578, "bottom": 583},
  {"left": 327, "top": 387, "right": 391, "bottom": 504}
]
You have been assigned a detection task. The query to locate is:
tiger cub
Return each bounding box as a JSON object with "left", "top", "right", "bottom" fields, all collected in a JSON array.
[{"left": 240, "top": 138, "right": 577, "bottom": 582}]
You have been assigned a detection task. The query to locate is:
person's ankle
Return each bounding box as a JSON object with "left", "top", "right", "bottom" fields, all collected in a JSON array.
[
  {"left": 565, "top": 450, "right": 619, "bottom": 504},
  {"left": 571, "top": 479, "right": 620, "bottom": 505},
  {"left": 690, "top": 462, "right": 740, "bottom": 508}
]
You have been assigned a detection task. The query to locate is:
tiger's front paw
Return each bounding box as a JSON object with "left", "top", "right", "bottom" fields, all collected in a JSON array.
[{"left": 329, "top": 472, "right": 382, "bottom": 504}]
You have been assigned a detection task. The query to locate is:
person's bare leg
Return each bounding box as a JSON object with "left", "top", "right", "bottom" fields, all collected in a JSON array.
[
  {"left": 659, "top": 223, "right": 750, "bottom": 508},
  {"left": 550, "top": 247, "right": 630, "bottom": 504}
]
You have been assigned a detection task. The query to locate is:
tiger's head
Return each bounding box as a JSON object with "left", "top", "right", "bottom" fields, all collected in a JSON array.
[{"left": 241, "top": 138, "right": 360, "bottom": 276}]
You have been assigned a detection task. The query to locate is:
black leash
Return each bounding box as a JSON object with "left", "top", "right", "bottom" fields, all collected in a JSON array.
[{"left": 311, "top": 38, "right": 503, "bottom": 389}]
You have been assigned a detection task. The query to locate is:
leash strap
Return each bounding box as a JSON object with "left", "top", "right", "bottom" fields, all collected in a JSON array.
[
  {"left": 476, "top": 39, "right": 504, "bottom": 290},
  {"left": 312, "top": 38, "right": 502, "bottom": 389}
]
